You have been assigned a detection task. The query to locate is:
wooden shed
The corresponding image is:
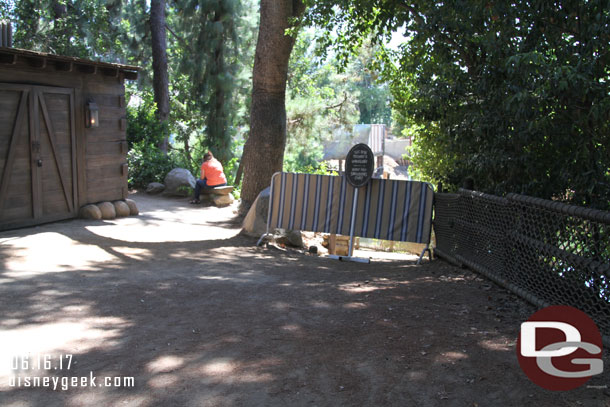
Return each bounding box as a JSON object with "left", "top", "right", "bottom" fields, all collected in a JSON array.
[{"left": 0, "top": 47, "right": 139, "bottom": 230}]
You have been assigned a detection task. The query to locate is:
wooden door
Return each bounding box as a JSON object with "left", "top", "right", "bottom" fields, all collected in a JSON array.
[
  {"left": 34, "top": 87, "right": 77, "bottom": 222},
  {"left": 0, "top": 84, "right": 77, "bottom": 230},
  {"left": 0, "top": 84, "right": 33, "bottom": 228}
]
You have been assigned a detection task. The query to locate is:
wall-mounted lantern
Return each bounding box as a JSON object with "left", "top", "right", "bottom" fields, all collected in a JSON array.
[{"left": 85, "top": 100, "right": 99, "bottom": 128}]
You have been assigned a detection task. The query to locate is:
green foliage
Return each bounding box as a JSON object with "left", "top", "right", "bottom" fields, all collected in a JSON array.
[
  {"left": 126, "top": 90, "right": 178, "bottom": 188},
  {"left": 9, "top": 0, "right": 124, "bottom": 58},
  {"left": 126, "top": 91, "right": 167, "bottom": 149},
  {"left": 0, "top": 1, "right": 15, "bottom": 19},
  {"left": 171, "top": 0, "right": 255, "bottom": 164},
  {"left": 348, "top": 42, "right": 393, "bottom": 125},
  {"left": 284, "top": 152, "right": 329, "bottom": 175},
  {"left": 118, "top": 0, "right": 158, "bottom": 73},
  {"left": 305, "top": 0, "right": 610, "bottom": 210},
  {"left": 127, "top": 141, "right": 178, "bottom": 188},
  {"left": 288, "top": 31, "right": 392, "bottom": 127},
  {"left": 284, "top": 141, "right": 325, "bottom": 174},
  {"left": 284, "top": 30, "right": 394, "bottom": 173}
]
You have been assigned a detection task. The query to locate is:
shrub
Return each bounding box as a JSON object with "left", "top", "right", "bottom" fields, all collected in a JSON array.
[{"left": 127, "top": 142, "right": 178, "bottom": 188}]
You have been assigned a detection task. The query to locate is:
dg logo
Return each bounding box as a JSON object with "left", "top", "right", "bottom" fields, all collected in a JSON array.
[{"left": 517, "top": 305, "right": 604, "bottom": 391}]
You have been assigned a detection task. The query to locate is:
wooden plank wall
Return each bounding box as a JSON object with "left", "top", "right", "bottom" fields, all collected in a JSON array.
[
  {"left": 81, "top": 79, "right": 129, "bottom": 204},
  {"left": 0, "top": 60, "right": 129, "bottom": 211}
]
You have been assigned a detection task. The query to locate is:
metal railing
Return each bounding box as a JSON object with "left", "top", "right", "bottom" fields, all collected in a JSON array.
[{"left": 434, "top": 189, "right": 610, "bottom": 345}]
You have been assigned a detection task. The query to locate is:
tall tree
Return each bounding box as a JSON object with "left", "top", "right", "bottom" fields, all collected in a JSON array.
[
  {"left": 240, "top": 0, "right": 306, "bottom": 207},
  {"left": 150, "top": 0, "right": 170, "bottom": 154},
  {"left": 206, "top": 5, "right": 228, "bottom": 163},
  {"left": 173, "top": 0, "right": 243, "bottom": 164}
]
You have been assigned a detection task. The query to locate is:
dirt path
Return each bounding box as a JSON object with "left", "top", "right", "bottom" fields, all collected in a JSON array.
[{"left": 0, "top": 193, "right": 608, "bottom": 407}]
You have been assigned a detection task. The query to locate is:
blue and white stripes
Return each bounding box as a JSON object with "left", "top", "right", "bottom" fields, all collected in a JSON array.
[{"left": 268, "top": 172, "right": 433, "bottom": 244}]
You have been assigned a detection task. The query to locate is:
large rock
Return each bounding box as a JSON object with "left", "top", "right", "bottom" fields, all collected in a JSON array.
[
  {"left": 163, "top": 168, "right": 196, "bottom": 196},
  {"left": 113, "top": 200, "right": 131, "bottom": 217},
  {"left": 146, "top": 182, "right": 165, "bottom": 194},
  {"left": 275, "top": 229, "right": 304, "bottom": 248},
  {"left": 125, "top": 199, "right": 139, "bottom": 216},
  {"left": 212, "top": 194, "right": 234, "bottom": 208},
  {"left": 80, "top": 204, "right": 102, "bottom": 220},
  {"left": 241, "top": 187, "right": 270, "bottom": 237},
  {"left": 98, "top": 202, "right": 116, "bottom": 220},
  {"left": 241, "top": 187, "right": 302, "bottom": 245}
]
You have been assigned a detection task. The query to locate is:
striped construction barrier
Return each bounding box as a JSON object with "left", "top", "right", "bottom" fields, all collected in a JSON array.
[{"left": 263, "top": 172, "right": 434, "bottom": 249}]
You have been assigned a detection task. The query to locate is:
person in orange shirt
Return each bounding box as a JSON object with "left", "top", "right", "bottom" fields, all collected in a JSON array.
[{"left": 190, "top": 151, "right": 227, "bottom": 204}]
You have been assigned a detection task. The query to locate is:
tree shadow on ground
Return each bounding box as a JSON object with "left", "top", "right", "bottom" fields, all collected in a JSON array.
[{"left": 0, "top": 199, "right": 609, "bottom": 407}]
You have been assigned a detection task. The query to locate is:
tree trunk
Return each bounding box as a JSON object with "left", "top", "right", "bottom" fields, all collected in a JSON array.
[
  {"left": 234, "top": 159, "right": 245, "bottom": 187},
  {"left": 150, "top": 0, "right": 170, "bottom": 154},
  {"left": 207, "top": 8, "right": 228, "bottom": 163},
  {"left": 240, "top": 0, "right": 305, "bottom": 207}
]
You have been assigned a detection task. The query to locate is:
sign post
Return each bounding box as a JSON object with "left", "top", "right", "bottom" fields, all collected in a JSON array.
[{"left": 328, "top": 143, "right": 374, "bottom": 263}]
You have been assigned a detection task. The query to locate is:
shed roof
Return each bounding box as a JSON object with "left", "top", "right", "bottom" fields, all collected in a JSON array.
[{"left": 0, "top": 47, "right": 139, "bottom": 80}]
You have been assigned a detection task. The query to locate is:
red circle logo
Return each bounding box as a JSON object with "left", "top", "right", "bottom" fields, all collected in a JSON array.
[{"left": 516, "top": 305, "right": 603, "bottom": 391}]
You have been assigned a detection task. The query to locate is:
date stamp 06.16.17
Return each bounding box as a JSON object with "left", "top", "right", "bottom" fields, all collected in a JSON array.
[{"left": 11, "top": 354, "right": 74, "bottom": 372}]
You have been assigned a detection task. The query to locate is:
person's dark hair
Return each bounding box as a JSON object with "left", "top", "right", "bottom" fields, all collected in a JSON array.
[{"left": 203, "top": 152, "right": 214, "bottom": 161}]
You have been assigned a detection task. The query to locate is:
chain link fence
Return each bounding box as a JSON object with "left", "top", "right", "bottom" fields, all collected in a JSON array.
[{"left": 434, "top": 189, "right": 610, "bottom": 345}]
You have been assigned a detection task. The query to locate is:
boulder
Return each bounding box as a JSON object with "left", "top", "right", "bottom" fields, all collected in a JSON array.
[
  {"left": 125, "top": 199, "right": 139, "bottom": 216},
  {"left": 241, "top": 187, "right": 270, "bottom": 238},
  {"left": 212, "top": 194, "right": 234, "bottom": 208},
  {"left": 241, "top": 187, "right": 303, "bottom": 245},
  {"left": 113, "top": 200, "right": 131, "bottom": 217},
  {"left": 163, "top": 168, "right": 196, "bottom": 196},
  {"left": 80, "top": 204, "right": 102, "bottom": 220},
  {"left": 98, "top": 201, "right": 116, "bottom": 220},
  {"left": 146, "top": 182, "right": 165, "bottom": 194},
  {"left": 275, "top": 229, "right": 304, "bottom": 248}
]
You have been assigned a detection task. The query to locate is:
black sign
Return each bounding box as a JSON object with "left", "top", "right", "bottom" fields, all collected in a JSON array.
[{"left": 345, "top": 143, "right": 374, "bottom": 188}]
